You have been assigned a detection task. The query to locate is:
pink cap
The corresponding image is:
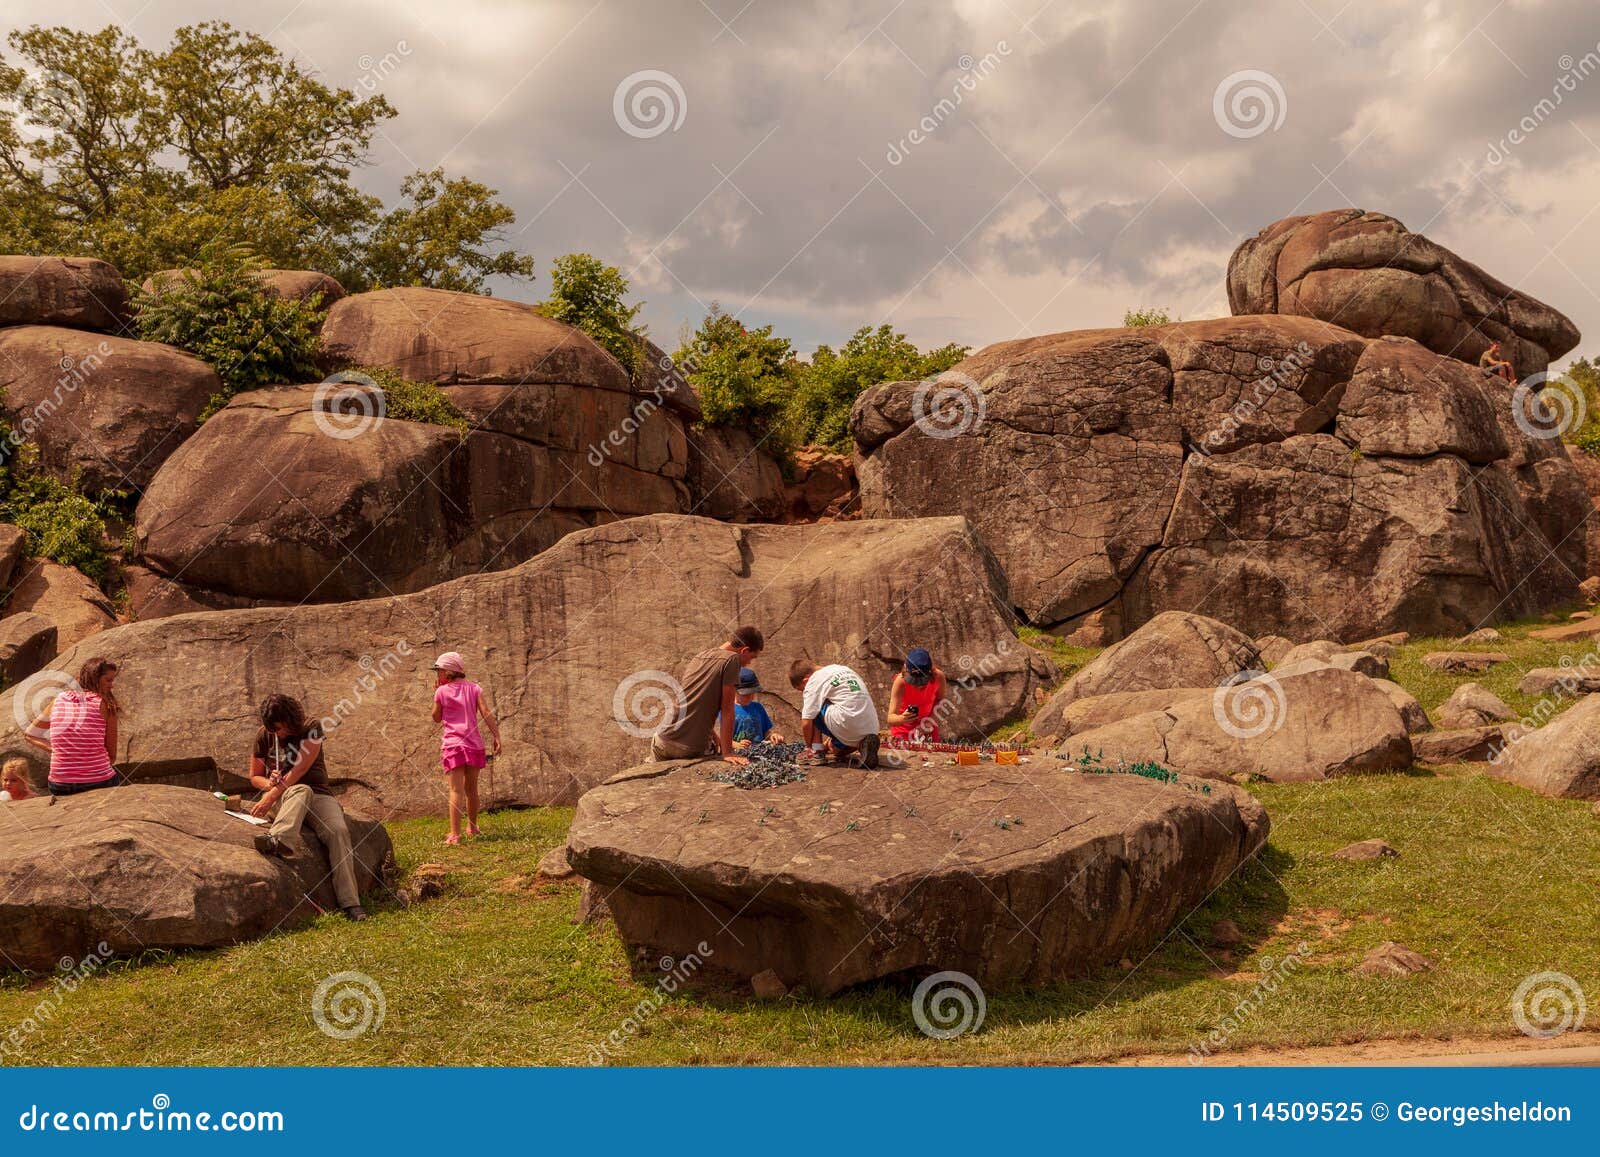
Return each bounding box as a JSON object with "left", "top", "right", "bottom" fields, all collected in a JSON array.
[{"left": 432, "top": 651, "right": 466, "bottom": 674}]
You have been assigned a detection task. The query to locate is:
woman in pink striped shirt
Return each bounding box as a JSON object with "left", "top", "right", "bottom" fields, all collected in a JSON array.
[{"left": 25, "top": 659, "right": 123, "bottom": 795}]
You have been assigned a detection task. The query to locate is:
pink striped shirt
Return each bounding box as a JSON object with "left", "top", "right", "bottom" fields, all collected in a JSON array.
[{"left": 48, "top": 690, "right": 116, "bottom": 785}]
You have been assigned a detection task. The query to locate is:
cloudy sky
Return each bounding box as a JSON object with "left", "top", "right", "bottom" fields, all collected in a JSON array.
[{"left": 7, "top": 0, "right": 1600, "bottom": 359}]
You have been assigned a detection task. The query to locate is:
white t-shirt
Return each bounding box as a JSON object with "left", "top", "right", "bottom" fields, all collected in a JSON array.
[{"left": 801, "top": 664, "right": 880, "bottom": 746}]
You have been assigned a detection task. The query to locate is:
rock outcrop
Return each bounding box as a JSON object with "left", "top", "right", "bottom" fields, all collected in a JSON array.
[
  {"left": 0, "top": 516, "right": 1054, "bottom": 816},
  {"left": 1489, "top": 695, "right": 1600, "bottom": 799},
  {"left": 2, "top": 559, "right": 115, "bottom": 650},
  {"left": 855, "top": 313, "right": 1587, "bottom": 641},
  {"left": 0, "top": 257, "right": 127, "bottom": 332},
  {"left": 0, "top": 327, "right": 219, "bottom": 492},
  {"left": 1227, "top": 208, "right": 1580, "bottom": 378},
  {"left": 0, "top": 785, "right": 391, "bottom": 971},
  {"left": 567, "top": 761, "right": 1268, "bottom": 995}
]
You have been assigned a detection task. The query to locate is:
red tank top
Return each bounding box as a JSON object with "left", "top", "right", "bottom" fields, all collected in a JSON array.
[{"left": 892, "top": 677, "right": 941, "bottom": 741}]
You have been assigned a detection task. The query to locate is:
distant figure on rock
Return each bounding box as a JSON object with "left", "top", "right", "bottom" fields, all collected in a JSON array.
[
  {"left": 887, "top": 648, "right": 946, "bottom": 745},
  {"left": 24, "top": 659, "right": 124, "bottom": 796},
  {"left": 789, "top": 660, "right": 881, "bottom": 768},
  {"left": 0, "top": 757, "right": 34, "bottom": 801},
  {"left": 651, "top": 626, "right": 765, "bottom": 766},
  {"left": 728, "top": 667, "right": 783, "bottom": 749},
  {"left": 431, "top": 651, "right": 501, "bottom": 847},
  {"left": 248, "top": 694, "right": 368, "bottom": 922},
  {"left": 1478, "top": 340, "right": 1516, "bottom": 383}
]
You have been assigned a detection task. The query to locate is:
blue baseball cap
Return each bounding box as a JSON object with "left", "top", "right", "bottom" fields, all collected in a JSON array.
[
  {"left": 905, "top": 648, "right": 933, "bottom": 674},
  {"left": 738, "top": 668, "right": 762, "bottom": 691}
]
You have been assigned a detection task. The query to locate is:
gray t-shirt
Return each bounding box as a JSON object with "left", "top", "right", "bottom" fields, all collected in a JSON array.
[{"left": 655, "top": 647, "right": 741, "bottom": 752}]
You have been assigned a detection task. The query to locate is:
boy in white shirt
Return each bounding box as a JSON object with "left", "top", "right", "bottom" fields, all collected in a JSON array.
[{"left": 789, "top": 660, "right": 881, "bottom": 768}]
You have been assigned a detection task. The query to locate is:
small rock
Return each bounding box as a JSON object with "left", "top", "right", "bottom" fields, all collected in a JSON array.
[
  {"left": 1331, "top": 839, "right": 1399, "bottom": 862},
  {"left": 1355, "top": 941, "right": 1433, "bottom": 976},
  {"left": 1422, "top": 651, "right": 1509, "bottom": 674},
  {"left": 400, "top": 861, "right": 450, "bottom": 904},
  {"left": 750, "top": 969, "right": 789, "bottom": 999},
  {"left": 1459, "top": 627, "right": 1503, "bottom": 643},
  {"left": 1412, "top": 725, "right": 1514, "bottom": 765},
  {"left": 1437, "top": 682, "right": 1514, "bottom": 730},
  {"left": 1581, "top": 576, "right": 1600, "bottom": 603},
  {"left": 1570, "top": 612, "right": 1593, "bottom": 622},
  {"left": 1209, "top": 918, "right": 1245, "bottom": 947},
  {"left": 535, "top": 845, "right": 576, "bottom": 882},
  {"left": 1355, "top": 631, "right": 1409, "bottom": 649},
  {"left": 1518, "top": 667, "right": 1600, "bottom": 698}
]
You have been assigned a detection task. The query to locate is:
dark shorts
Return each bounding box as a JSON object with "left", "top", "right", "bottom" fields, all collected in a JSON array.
[
  {"left": 47, "top": 774, "right": 122, "bottom": 797},
  {"left": 814, "top": 705, "right": 852, "bottom": 749}
]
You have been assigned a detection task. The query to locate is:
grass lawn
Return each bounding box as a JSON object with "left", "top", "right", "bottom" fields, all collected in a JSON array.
[{"left": 2, "top": 767, "right": 1594, "bottom": 1066}]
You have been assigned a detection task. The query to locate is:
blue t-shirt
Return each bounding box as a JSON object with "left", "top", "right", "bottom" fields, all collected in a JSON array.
[{"left": 733, "top": 701, "right": 773, "bottom": 743}]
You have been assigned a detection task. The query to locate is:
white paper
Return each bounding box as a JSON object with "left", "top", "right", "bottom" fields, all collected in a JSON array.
[{"left": 225, "top": 810, "right": 269, "bottom": 826}]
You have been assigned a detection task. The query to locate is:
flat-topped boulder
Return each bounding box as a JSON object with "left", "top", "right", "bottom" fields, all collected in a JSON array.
[
  {"left": 1227, "top": 208, "right": 1580, "bottom": 378},
  {"left": 0, "top": 256, "right": 127, "bottom": 331},
  {"left": 134, "top": 380, "right": 689, "bottom": 602},
  {"left": 319, "top": 286, "right": 627, "bottom": 389},
  {"left": 0, "top": 784, "right": 391, "bottom": 971},
  {"left": 567, "top": 761, "right": 1269, "bottom": 995},
  {"left": 1065, "top": 667, "right": 1412, "bottom": 783},
  {"left": 855, "top": 313, "right": 1586, "bottom": 641},
  {"left": 2, "top": 516, "right": 1054, "bottom": 816},
  {"left": 0, "top": 327, "right": 219, "bottom": 491},
  {"left": 1490, "top": 695, "right": 1600, "bottom": 799}
]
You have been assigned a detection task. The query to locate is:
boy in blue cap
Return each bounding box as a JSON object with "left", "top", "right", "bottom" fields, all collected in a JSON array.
[{"left": 731, "top": 668, "right": 783, "bottom": 748}]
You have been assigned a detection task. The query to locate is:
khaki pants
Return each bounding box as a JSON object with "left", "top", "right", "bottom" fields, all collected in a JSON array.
[
  {"left": 649, "top": 733, "right": 702, "bottom": 762},
  {"left": 270, "top": 784, "right": 360, "bottom": 910}
]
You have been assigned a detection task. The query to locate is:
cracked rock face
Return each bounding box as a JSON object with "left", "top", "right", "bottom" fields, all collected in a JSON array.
[
  {"left": 0, "top": 784, "right": 391, "bottom": 971},
  {"left": 1227, "top": 208, "right": 1580, "bottom": 379},
  {"left": 854, "top": 314, "right": 1587, "bottom": 642},
  {"left": 4, "top": 515, "right": 1055, "bottom": 816},
  {"left": 566, "top": 760, "right": 1269, "bottom": 994}
]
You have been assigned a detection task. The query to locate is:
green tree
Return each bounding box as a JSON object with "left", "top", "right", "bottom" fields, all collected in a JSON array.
[
  {"left": 1123, "top": 306, "right": 1171, "bottom": 327},
  {"left": 131, "top": 243, "right": 325, "bottom": 416},
  {"left": 788, "top": 325, "right": 968, "bottom": 450},
  {"left": 676, "top": 306, "right": 798, "bottom": 448},
  {"left": 1562, "top": 356, "right": 1600, "bottom": 457},
  {"left": 0, "top": 22, "right": 530, "bottom": 291},
  {"left": 540, "top": 253, "right": 647, "bottom": 380},
  {"left": 363, "top": 168, "right": 536, "bottom": 293}
]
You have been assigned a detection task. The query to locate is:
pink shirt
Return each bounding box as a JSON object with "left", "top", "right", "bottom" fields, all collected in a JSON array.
[
  {"left": 434, "top": 680, "right": 484, "bottom": 755},
  {"left": 49, "top": 690, "right": 116, "bottom": 785}
]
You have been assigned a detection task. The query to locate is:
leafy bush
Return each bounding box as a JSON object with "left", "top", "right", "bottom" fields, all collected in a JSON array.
[
  {"left": 675, "top": 307, "right": 799, "bottom": 450},
  {"left": 787, "top": 325, "right": 967, "bottom": 451},
  {"left": 0, "top": 468, "right": 113, "bottom": 581},
  {"left": 346, "top": 366, "right": 468, "bottom": 434},
  {"left": 539, "top": 253, "right": 648, "bottom": 380},
  {"left": 1562, "top": 357, "right": 1600, "bottom": 458},
  {"left": 1123, "top": 306, "right": 1171, "bottom": 327},
  {"left": 130, "top": 243, "right": 326, "bottom": 417}
]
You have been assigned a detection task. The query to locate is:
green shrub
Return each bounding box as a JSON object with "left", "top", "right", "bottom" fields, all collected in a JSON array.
[
  {"left": 539, "top": 253, "right": 648, "bottom": 381},
  {"left": 787, "top": 325, "right": 967, "bottom": 451},
  {"left": 345, "top": 366, "right": 469, "bottom": 434},
  {"left": 1122, "top": 306, "right": 1171, "bottom": 327},
  {"left": 0, "top": 469, "right": 113, "bottom": 581},
  {"left": 676, "top": 307, "right": 799, "bottom": 453},
  {"left": 131, "top": 243, "right": 326, "bottom": 417}
]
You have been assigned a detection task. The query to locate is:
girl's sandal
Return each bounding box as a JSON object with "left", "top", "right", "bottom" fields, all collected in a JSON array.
[
  {"left": 444, "top": 834, "right": 461, "bottom": 846},
  {"left": 466, "top": 826, "right": 481, "bottom": 838}
]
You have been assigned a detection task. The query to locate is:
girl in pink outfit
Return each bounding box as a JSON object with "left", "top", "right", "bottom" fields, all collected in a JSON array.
[{"left": 431, "top": 652, "right": 501, "bottom": 845}]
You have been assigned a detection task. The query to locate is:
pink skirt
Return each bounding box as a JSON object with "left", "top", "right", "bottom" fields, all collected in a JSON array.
[{"left": 441, "top": 744, "right": 486, "bottom": 772}]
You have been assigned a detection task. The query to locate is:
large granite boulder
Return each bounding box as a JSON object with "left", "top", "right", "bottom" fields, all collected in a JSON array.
[
  {"left": 1489, "top": 695, "right": 1600, "bottom": 799},
  {"left": 0, "top": 611, "right": 56, "bottom": 683},
  {"left": 1227, "top": 208, "right": 1580, "bottom": 378},
  {"left": 0, "top": 256, "right": 127, "bottom": 332},
  {"left": 0, "top": 784, "right": 391, "bottom": 971},
  {"left": 0, "top": 516, "right": 1054, "bottom": 816},
  {"left": 1033, "top": 611, "right": 1259, "bottom": 736},
  {"left": 1065, "top": 667, "right": 1412, "bottom": 783},
  {"left": 567, "top": 761, "right": 1269, "bottom": 995},
  {"left": 856, "top": 314, "right": 1587, "bottom": 641},
  {"left": 0, "top": 327, "right": 220, "bottom": 492},
  {"left": 2, "top": 559, "right": 115, "bottom": 650},
  {"left": 684, "top": 426, "right": 788, "bottom": 522}
]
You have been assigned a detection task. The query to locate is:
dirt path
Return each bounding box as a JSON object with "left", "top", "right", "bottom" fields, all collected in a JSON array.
[{"left": 1112, "top": 1030, "right": 1600, "bottom": 1066}]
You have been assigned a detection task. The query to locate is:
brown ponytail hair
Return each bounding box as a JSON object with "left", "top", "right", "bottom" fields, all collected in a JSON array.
[{"left": 76, "top": 658, "right": 121, "bottom": 718}]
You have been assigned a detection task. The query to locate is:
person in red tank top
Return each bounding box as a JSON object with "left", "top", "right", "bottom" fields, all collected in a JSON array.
[{"left": 888, "top": 648, "right": 946, "bottom": 744}]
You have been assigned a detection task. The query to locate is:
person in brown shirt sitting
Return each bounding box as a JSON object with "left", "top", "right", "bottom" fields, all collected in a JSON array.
[
  {"left": 1478, "top": 340, "right": 1515, "bottom": 383},
  {"left": 650, "top": 626, "right": 765, "bottom": 766}
]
